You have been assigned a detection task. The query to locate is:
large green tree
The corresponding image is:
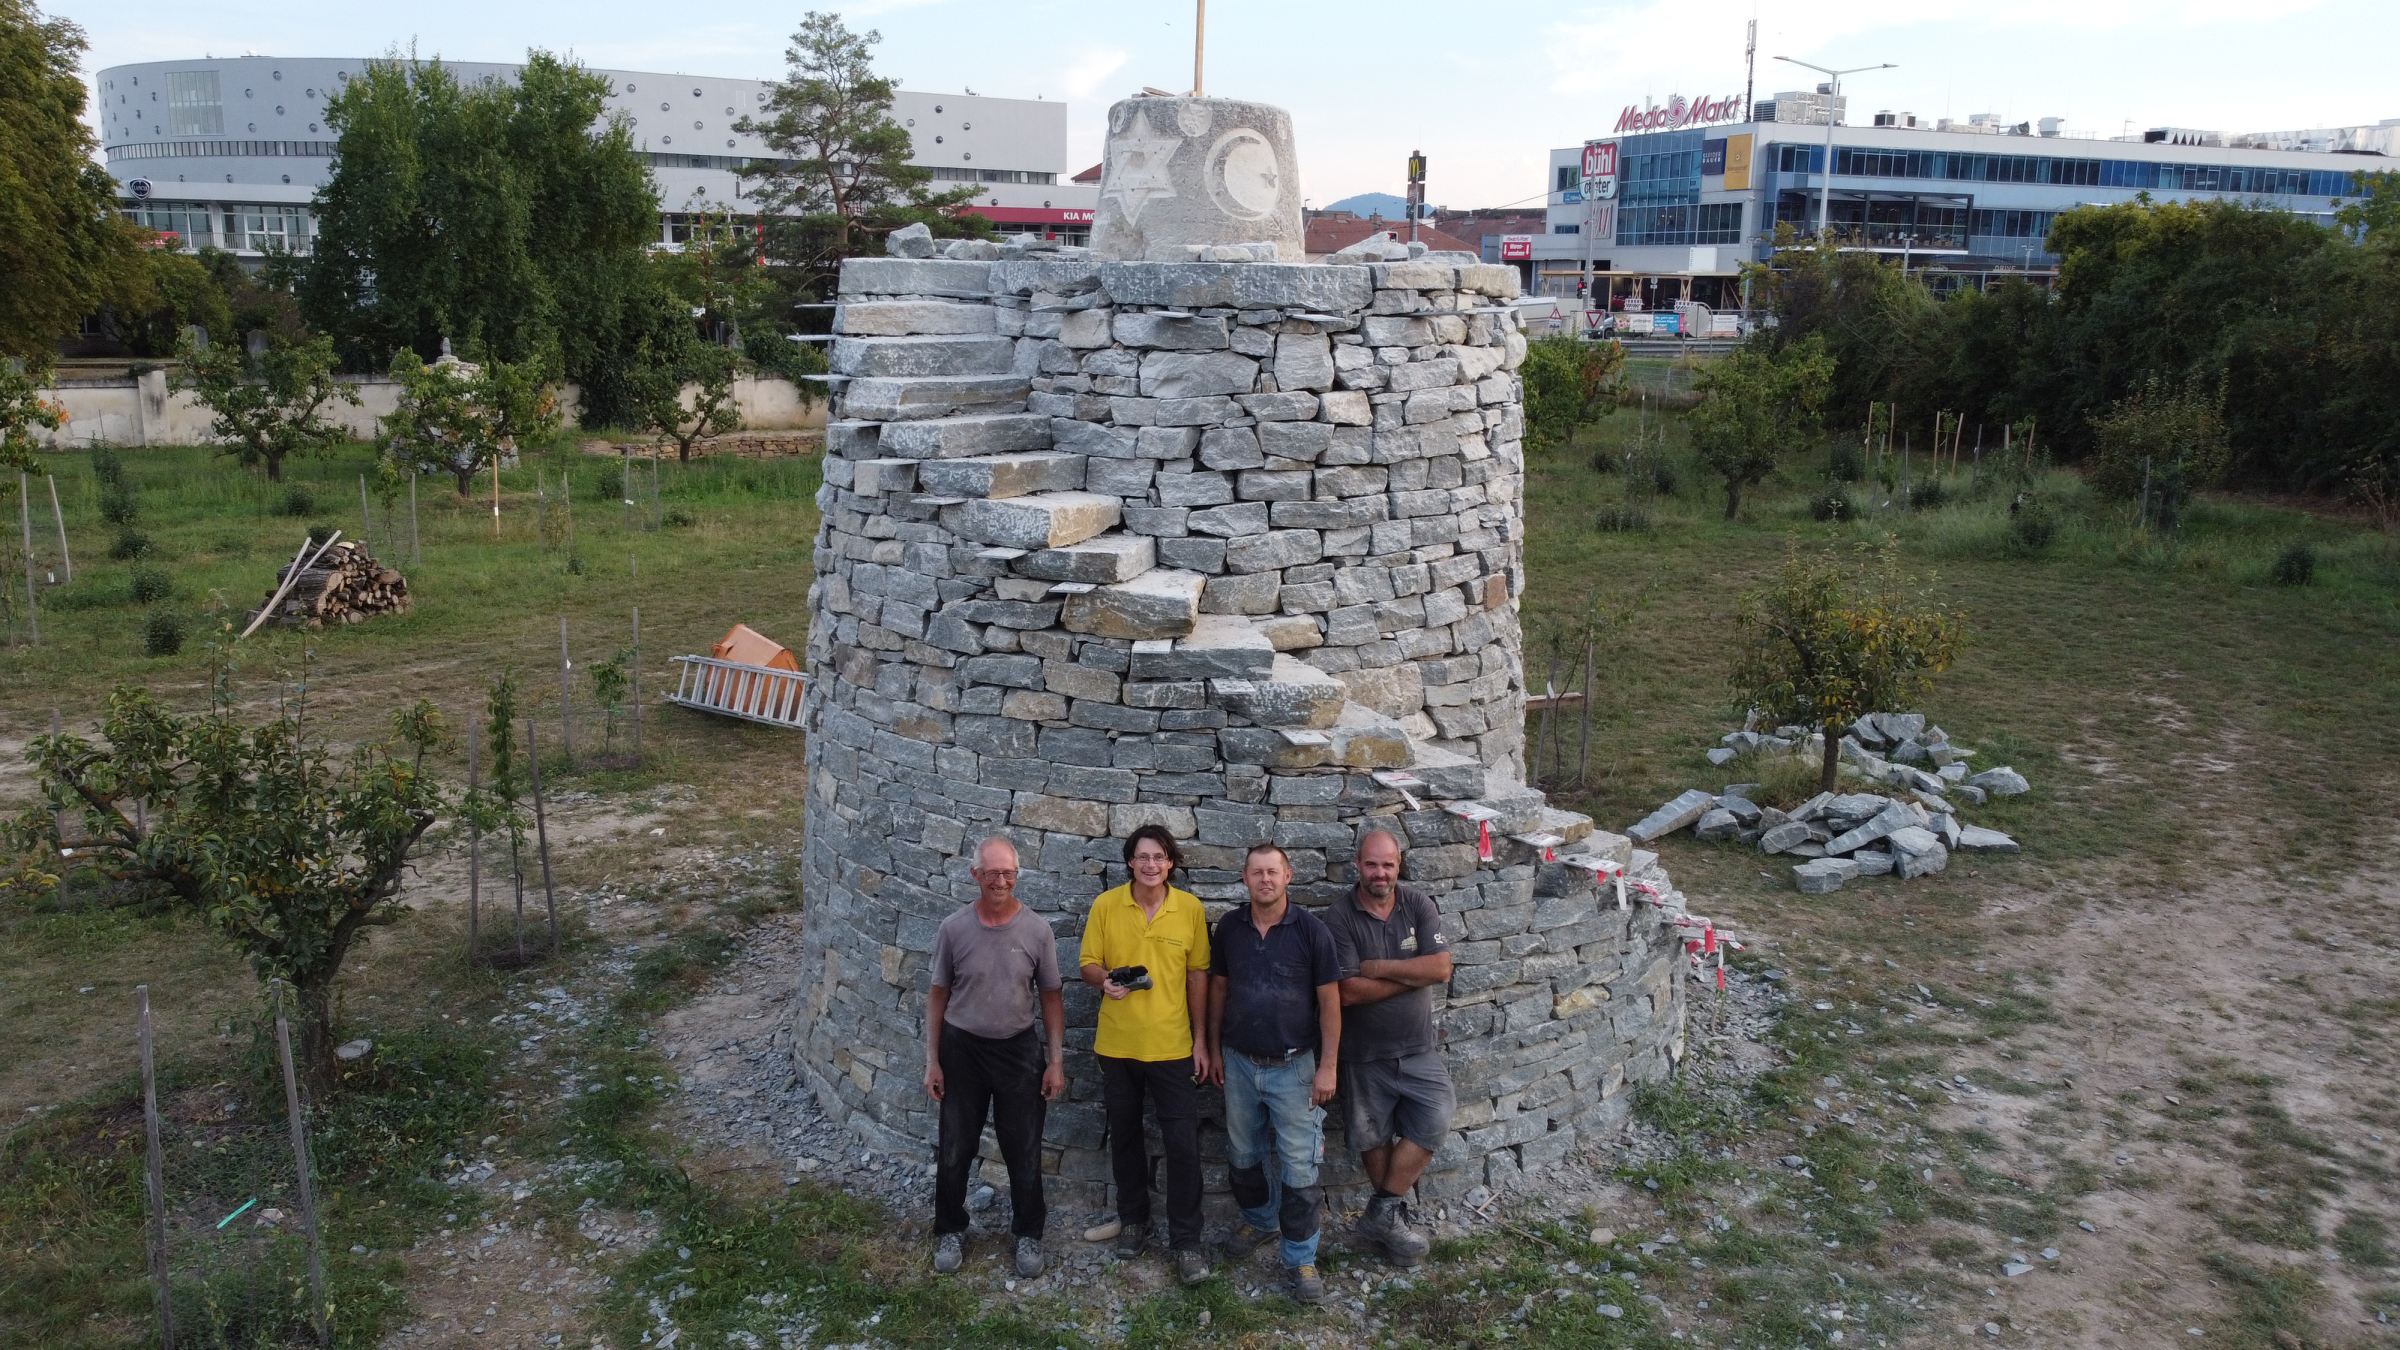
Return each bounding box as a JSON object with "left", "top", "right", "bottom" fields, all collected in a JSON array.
[
  {"left": 736, "top": 11, "right": 984, "bottom": 303},
  {"left": 0, "top": 0, "right": 140, "bottom": 363},
  {"left": 175, "top": 330, "right": 359, "bottom": 482},
  {"left": 302, "top": 51, "right": 666, "bottom": 421},
  {"left": 1688, "top": 336, "right": 1834, "bottom": 519}
]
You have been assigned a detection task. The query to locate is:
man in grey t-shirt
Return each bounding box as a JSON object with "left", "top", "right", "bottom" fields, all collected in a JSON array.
[
  {"left": 1325, "top": 827, "right": 1453, "bottom": 1266},
  {"left": 925, "top": 837, "right": 1065, "bottom": 1279}
]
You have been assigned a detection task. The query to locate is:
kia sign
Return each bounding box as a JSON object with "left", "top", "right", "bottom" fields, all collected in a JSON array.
[
  {"left": 128, "top": 177, "right": 153, "bottom": 200},
  {"left": 1582, "top": 140, "right": 1619, "bottom": 200},
  {"left": 1614, "top": 92, "right": 1746, "bottom": 134},
  {"left": 1500, "top": 235, "right": 1533, "bottom": 261}
]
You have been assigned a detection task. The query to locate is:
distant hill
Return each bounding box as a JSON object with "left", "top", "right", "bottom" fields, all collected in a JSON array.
[{"left": 1322, "top": 192, "right": 1419, "bottom": 219}]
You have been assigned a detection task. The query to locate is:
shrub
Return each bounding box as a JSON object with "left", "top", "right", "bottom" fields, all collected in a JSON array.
[
  {"left": 1827, "top": 442, "right": 1862, "bottom": 482},
  {"left": 1909, "top": 479, "right": 1949, "bottom": 511},
  {"left": 108, "top": 528, "right": 153, "bottom": 561},
  {"left": 98, "top": 479, "right": 139, "bottom": 526},
  {"left": 142, "top": 610, "right": 185, "bottom": 656},
  {"left": 1593, "top": 505, "right": 1652, "bottom": 533},
  {"left": 306, "top": 522, "right": 337, "bottom": 546},
  {"left": 661, "top": 507, "right": 695, "bottom": 528},
  {"left": 2007, "top": 497, "right": 2057, "bottom": 554},
  {"left": 595, "top": 463, "right": 625, "bottom": 502},
  {"left": 129, "top": 565, "right": 173, "bottom": 604},
  {"left": 279, "top": 484, "right": 316, "bottom": 517},
  {"left": 2271, "top": 542, "right": 2316, "bottom": 587},
  {"left": 1810, "top": 485, "right": 1852, "bottom": 522},
  {"left": 1587, "top": 447, "right": 1621, "bottom": 475},
  {"left": 1641, "top": 454, "right": 1679, "bottom": 499},
  {"left": 89, "top": 444, "right": 126, "bottom": 488}
]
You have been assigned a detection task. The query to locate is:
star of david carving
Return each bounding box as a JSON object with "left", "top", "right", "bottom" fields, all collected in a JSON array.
[{"left": 1103, "top": 122, "right": 1183, "bottom": 225}]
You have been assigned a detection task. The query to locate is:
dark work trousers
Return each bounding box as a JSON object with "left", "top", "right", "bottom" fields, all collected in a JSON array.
[
  {"left": 933, "top": 1024, "right": 1048, "bottom": 1240},
  {"left": 1099, "top": 1054, "right": 1203, "bottom": 1250}
]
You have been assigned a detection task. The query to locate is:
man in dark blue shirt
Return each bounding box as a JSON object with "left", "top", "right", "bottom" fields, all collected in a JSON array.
[{"left": 1205, "top": 843, "right": 1341, "bottom": 1304}]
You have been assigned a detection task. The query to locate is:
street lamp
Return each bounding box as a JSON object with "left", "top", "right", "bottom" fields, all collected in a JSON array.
[
  {"left": 1899, "top": 232, "right": 1915, "bottom": 274},
  {"left": 1773, "top": 55, "right": 1896, "bottom": 247}
]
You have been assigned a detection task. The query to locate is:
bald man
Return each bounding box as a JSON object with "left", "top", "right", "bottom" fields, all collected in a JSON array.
[{"left": 925, "top": 837, "right": 1066, "bottom": 1279}]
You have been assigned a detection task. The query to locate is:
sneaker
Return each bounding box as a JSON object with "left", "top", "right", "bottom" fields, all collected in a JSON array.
[
  {"left": 1173, "top": 1246, "right": 1211, "bottom": 1286},
  {"left": 932, "top": 1232, "right": 965, "bottom": 1274},
  {"left": 1114, "top": 1221, "right": 1149, "bottom": 1259},
  {"left": 1288, "top": 1262, "right": 1326, "bottom": 1303},
  {"left": 1014, "top": 1236, "right": 1045, "bottom": 1278},
  {"left": 1358, "top": 1194, "right": 1430, "bottom": 1266},
  {"left": 1220, "top": 1221, "right": 1277, "bottom": 1260}
]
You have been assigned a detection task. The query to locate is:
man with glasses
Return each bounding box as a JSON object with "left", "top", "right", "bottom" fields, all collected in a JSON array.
[{"left": 925, "top": 836, "right": 1066, "bottom": 1278}]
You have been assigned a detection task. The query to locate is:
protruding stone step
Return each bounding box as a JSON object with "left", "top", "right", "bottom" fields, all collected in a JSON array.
[
  {"left": 1530, "top": 806, "right": 1596, "bottom": 847},
  {"left": 1061, "top": 568, "right": 1205, "bottom": 640},
  {"left": 941, "top": 491, "right": 1121, "bottom": 550},
  {"left": 1208, "top": 656, "right": 1345, "bottom": 730},
  {"left": 1129, "top": 614, "right": 1276, "bottom": 681},
  {"left": 843, "top": 375, "right": 1031, "bottom": 422},
  {"left": 831, "top": 334, "right": 1018, "bottom": 378},
  {"left": 1018, "top": 533, "right": 1155, "bottom": 584},
  {"left": 1218, "top": 726, "right": 1331, "bottom": 771},
  {"left": 913, "top": 452, "right": 1085, "bottom": 500},
  {"left": 1325, "top": 704, "right": 1413, "bottom": 769},
  {"left": 1401, "top": 742, "right": 1489, "bottom": 802},
  {"left": 876, "top": 412, "right": 1052, "bottom": 459},
  {"left": 836, "top": 256, "right": 994, "bottom": 298},
  {"left": 835, "top": 300, "right": 999, "bottom": 336}
]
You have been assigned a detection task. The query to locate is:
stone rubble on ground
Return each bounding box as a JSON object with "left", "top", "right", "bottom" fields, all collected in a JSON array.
[{"left": 1623, "top": 711, "right": 2029, "bottom": 891}]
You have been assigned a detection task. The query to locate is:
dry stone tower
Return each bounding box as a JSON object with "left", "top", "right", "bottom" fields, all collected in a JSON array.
[{"left": 789, "top": 96, "right": 1694, "bottom": 1206}]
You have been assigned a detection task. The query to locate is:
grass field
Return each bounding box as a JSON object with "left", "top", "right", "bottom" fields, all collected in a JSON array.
[{"left": 2, "top": 417, "right": 2396, "bottom": 1346}]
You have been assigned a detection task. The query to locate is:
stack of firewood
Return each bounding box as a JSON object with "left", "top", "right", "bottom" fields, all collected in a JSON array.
[{"left": 254, "top": 540, "right": 412, "bottom": 629}]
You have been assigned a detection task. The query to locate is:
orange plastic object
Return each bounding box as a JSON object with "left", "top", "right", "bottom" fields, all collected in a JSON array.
[{"left": 707, "top": 624, "right": 802, "bottom": 719}]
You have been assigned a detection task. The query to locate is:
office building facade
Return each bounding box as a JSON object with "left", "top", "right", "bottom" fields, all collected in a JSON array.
[
  {"left": 94, "top": 56, "right": 1097, "bottom": 256},
  {"left": 1528, "top": 88, "right": 2385, "bottom": 311}
]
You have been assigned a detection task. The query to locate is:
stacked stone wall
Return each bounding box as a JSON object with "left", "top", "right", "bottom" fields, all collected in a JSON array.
[{"left": 791, "top": 245, "right": 1693, "bottom": 1205}]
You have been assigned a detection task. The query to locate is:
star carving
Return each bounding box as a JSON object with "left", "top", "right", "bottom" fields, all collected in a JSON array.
[{"left": 1103, "top": 121, "right": 1184, "bottom": 225}]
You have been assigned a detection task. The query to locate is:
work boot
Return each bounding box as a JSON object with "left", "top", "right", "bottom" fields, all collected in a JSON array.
[
  {"left": 1114, "top": 1221, "right": 1149, "bottom": 1259},
  {"left": 1288, "top": 1262, "right": 1326, "bottom": 1303},
  {"left": 932, "top": 1232, "right": 965, "bottom": 1274},
  {"left": 1014, "top": 1236, "right": 1045, "bottom": 1278},
  {"left": 1173, "top": 1246, "right": 1211, "bottom": 1286},
  {"left": 1357, "top": 1194, "right": 1431, "bottom": 1266},
  {"left": 1220, "top": 1221, "right": 1277, "bottom": 1260}
]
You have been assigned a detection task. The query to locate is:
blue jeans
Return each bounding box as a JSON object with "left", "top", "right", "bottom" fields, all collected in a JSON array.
[{"left": 1223, "top": 1049, "right": 1325, "bottom": 1269}]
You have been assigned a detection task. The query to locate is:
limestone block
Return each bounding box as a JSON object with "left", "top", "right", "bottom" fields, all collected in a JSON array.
[
  {"left": 942, "top": 492, "right": 1122, "bottom": 550},
  {"left": 1001, "top": 690, "right": 1069, "bottom": 721},
  {"left": 836, "top": 300, "right": 998, "bottom": 336},
  {"left": 1258, "top": 422, "right": 1335, "bottom": 462},
  {"left": 1131, "top": 615, "right": 1277, "bottom": 680},
  {"left": 987, "top": 259, "right": 1103, "bottom": 297},
  {"left": 1199, "top": 427, "right": 1265, "bottom": 470},
  {"left": 1099, "top": 262, "right": 1373, "bottom": 312},
  {"left": 1051, "top": 419, "right": 1139, "bottom": 460},
  {"left": 1200, "top": 571, "right": 1282, "bottom": 615},
  {"left": 1090, "top": 97, "right": 1304, "bottom": 262},
  {"left": 837, "top": 257, "right": 994, "bottom": 298},
  {"left": 1154, "top": 472, "right": 1236, "bottom": 507},
  {"left": 1139, "top": 351, "right": 1260, "bottom": 399},
  {"left": 1793, "top": 857, "right": 1859, "bottom": 894},
  {"left": 1326, "top": 704, "right": 1413, "bottom": 768},
  {"left": 1239, "top": 391, "right": 1320, "bottom": 422},
  {"left": 1965, "top": 765, "right": 2030, "bottom": 796},
  {"left": 1011, "top": 792, "right": 1111, "bottom": 838},
  {"left": 1208, "top": 656, "right": 1345, "bottom": 729},
  {"left": 1061, "top": 568, "right": 1205, "bottom": 640},
  {"left": 1225, "top": 528, "right": 1324, "bottom": 574},
  {"left": 1219, "top": 726, "right": 1332, "bottom": 770},
  {"left": 1955, "top": 825, "right": 2020, "bottom": 854},
  {"left": 844, "top": 375, "right": 1031, "bottom": 423},
  {"left": 1057, "top": 308, "right": 1114, "bottom": 349},
  {"left": 1018, "top": 533, "right": 1156, "bottom": 584},
  {"left": 1109, "top": 803, "right": 1199, "bottom": 840},
  {"left": 1625, "top": 789, "right": 1716, "bottom": 843},
  {"left": 1334, "top": 663, "right": 1426, "bottom": 720},
  {"left": 1275, "top": 332, "right": 1335, "bottom": 391},
  {"left": 1112, "top": 312, "right": 1232, "bottom": 350},
  {"left": 1887, "top": 827, "right": 1949, "bottom": 878},
  {"left": 1320, "top": 390, "right": 1373, "bottom": 425},
  {"left": 1693, "top": 808, "right": 1742, "bottom": 841},
  {"left": 1823, "top": 801, "right": 1918, "bottom": 856},
  {"left": 875, "top": 412, "right": 1052, "bottom": 459},
  {"left": 831, "top": 334, "right": 1016, "bottom": 378},
  {"left": 913, "top": 452, "right": 1085, "bottom": 500},
  {"left": 1257, "top": 614, "right": 1324, "bottom": 651},
  {"left": 1187, "top": 502, "right": 1270, "bottom": 538}
]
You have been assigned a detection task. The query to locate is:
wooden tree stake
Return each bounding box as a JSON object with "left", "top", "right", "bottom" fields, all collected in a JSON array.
[
  {"left": 46, "top": 474, "right": 70, "bottom": 583},
  {"left": 466, "top": 711, "right": 481, "bottom": 960},
  {"left": 557, "top": 617, "right": 574, "bottom": 766},
  {"left": 525, "top": 716, "right": 560, "bottom": 954},
  {"left": 18, "top": 472, "right": 37, "bottom": 643},
  {"left": 272, "top": 986, "right": 330, "bottom": 1345},
  {"left": 137, "top": 985, "right": 175, "bottom": 1350}
]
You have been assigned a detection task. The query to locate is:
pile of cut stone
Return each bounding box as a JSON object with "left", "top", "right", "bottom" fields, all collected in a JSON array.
[{"left": 1626, "top": 711, "right": 2029, "bottom": 893}]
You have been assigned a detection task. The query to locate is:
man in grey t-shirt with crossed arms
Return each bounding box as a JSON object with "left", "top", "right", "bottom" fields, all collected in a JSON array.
[{"left": 1324, "top": 826, "right": 1454, "bottom": 1265}]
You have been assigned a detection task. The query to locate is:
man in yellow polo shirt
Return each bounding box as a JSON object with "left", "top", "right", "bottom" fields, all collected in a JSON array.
[{"left": 1077, "top": 823, "right": 1213, "bottom": 1285}]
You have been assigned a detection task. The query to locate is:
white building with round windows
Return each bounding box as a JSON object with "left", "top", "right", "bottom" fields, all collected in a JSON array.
[{"left": 94, "top": 56, "right": 1098, "bottom": 256}]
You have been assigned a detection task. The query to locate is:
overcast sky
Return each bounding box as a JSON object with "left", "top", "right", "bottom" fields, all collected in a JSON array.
[{"left": 67, "top": 0, "right": 2400, "bottom": 210}]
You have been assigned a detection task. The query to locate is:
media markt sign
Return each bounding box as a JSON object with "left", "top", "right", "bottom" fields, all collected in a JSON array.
[{"left": 1614, "top": 92, "right": 1746, "bottom": 134}]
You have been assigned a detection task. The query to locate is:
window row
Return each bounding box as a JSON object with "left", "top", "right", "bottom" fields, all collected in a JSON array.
[
  {"left": 1768, "top": 141, "right": 2350, "bottom": 198},
  {"left": 120, "top": 204, "right": 313, "bottom": 253},
  {"left": 1617, "top": 202, "right": 1744, "bottom": 247},
  {"left": 109, "top": 139, "right": 339, "bottom": 160}
]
